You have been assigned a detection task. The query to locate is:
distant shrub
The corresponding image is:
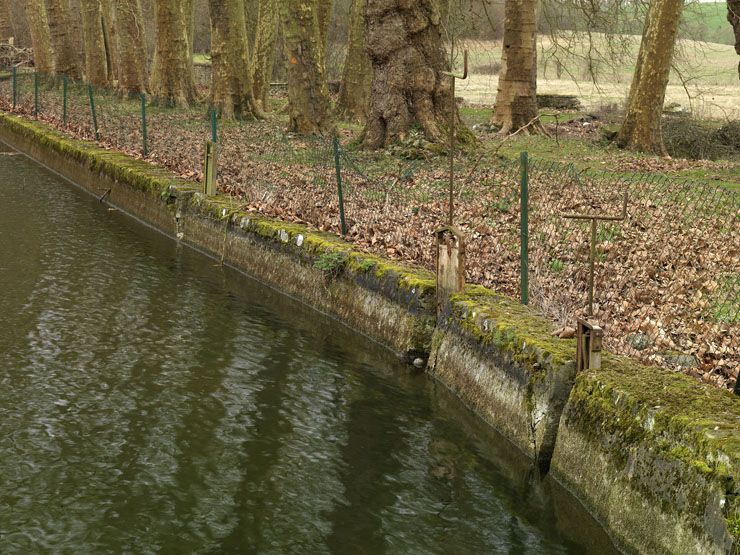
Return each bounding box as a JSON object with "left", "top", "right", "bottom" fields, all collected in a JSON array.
[
  {"left": 474, "top": 61, "right": 502, "bottom": 75},
  {"left": 662, "top": 117, "right": 739, "bottom": 161}
]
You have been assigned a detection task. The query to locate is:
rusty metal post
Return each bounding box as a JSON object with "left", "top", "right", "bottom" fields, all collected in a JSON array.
[
  {"left": 435, "top": 227, "right": 465, "bottom": 312},
  {"left": 442, "top": 49, "right": 468, "bottom": 227},
  {"left": 563, "top": 192, "right": 628, "bottom": 317}
]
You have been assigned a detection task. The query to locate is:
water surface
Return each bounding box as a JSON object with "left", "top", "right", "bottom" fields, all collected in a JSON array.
[{"left": 0, "top": 145, "right": 618, "bottom": 553}]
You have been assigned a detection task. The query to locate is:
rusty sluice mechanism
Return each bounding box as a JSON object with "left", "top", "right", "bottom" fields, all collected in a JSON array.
[{"left": 563, "top": 192, "right": 628, "bottom": 371}]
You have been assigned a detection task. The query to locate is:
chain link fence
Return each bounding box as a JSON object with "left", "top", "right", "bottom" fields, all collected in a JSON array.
[{"left": 0, "top": 67, "right": 737, "bottom": 389}]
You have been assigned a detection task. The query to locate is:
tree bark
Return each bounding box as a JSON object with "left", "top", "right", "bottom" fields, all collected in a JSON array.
[
  {"left": 362, "top": 0, "right": 457, "bottom": 149},
  {"left": 100, "top": 0, "right": 120, "bottom": 83},
  {"left": 617, "top": 0, "right": 682, "bottom": 155},
  {"left": 728, "top": 0, "right": 740, "bottom": 79},
  {"left": 337, "top": 0, "right": 371, "bottom": 121},
  {"left": 491, "top": 0, "right": 541, "bottom": 135},
  {"left": 23, "top": 0, "right": 54, "bottom": 73},
  {"left": 113, "top": 0, "right": 148, "bottom": 94},
  {"left": 316, "top": 0, "right": 331, "bottom": 70},
  {"left": 245, "top": 0, "right": 259, "bottom": 54},
  {"left": 150, "top": 0, "right": 196, "bottom": 106},
  {"left": 46, "top": 0, "right": 82, "bottom": 78},
  {"left": 80, "top": 0, "right": 109, "bottom": 85},
  {"left": 279, "top": 0, "right": 332, "bottom": 134},
  {"left": 209, "top": 0, "right": 260, "bottom": 119},
  {"left": 252, "top": 0, "right": 278, "bottom": 111},
  {"left": 0, "top": 0, "right": 15, "bottom": 42}
]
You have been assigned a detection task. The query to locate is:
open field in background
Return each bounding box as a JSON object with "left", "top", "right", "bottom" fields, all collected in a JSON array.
[
  {"left": 459, "top": 35, "right": 740, "bottom": 119},
  {"left": 682, "top": 1, "right": 736, "bottom": 45}
]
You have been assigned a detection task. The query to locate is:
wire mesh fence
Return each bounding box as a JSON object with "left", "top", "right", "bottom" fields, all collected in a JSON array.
[{"left": 0, "top": 67, "right": 737, "bottom": 389}]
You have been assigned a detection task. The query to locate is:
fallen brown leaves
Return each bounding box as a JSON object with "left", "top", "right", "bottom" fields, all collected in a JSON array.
[{"left": 2, "top": 87, "right": 737, "bottom": 391}]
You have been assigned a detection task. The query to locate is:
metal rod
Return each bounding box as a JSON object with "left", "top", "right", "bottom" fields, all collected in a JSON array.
[
  {"left": 442, "top": 49, "right": 468, "bottom": 228},
  {"left": 88, "top": 84, "right": 99, "bottom": 141},
  {"left": 140, "top": 93, "right": 148, "bottom": 156},
  {"left": 449, "top": 76, "right": 455, "bottom": 226},
  {"left": 562, "top": 191, "right": 628, "bottom": 317},
  {"left": 211, "top": 108, "right": 217, "bottom": 144},
  {"left": 520, "top": 151, "right": 529, "bottom": 305},
  {"left": 333, "top": 137, "right": 347, "bottom": 236},
  {"left": 588, "top": 218, "right": 596, "bottom": 316},
  {"left": 34, "top": 72, "right": 39, "bottom": 117},
  {"left": 62, "top": 75, "right": 68, "bottom": 125},
  {"left": 11, "top": 66, "right": 16, "bottom": 110}
]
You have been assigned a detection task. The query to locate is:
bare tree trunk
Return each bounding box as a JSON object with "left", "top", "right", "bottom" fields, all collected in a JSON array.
[
  {"left": 209, "top": 0, "right": 260, "bottom": 119},
  {"left": 113, "top": 0, "right": 148, "bottom": 94},
  {"left": 46, "top": 0, "right": 82, "bottom": 78},
  {"left": 363, "top": 0, "right": 458, "bottom": 149},
  {"left": 728, "top": 0, "right": 740, "bottom": 79},
  {"left": 0, "top": 0, "right": 14, "bottom": 42},
  {"left": 80, "top": 0, "right": 108, "bottom": 85},
  {"left": 279, "top": 0, "right": 332, "bottom": 134},
  {"left": 491, "top": 0, "right": 541, "bottom": 135},
  {"left": 252, "top": 0, "right": 278, "bottom": 111},
  {"left": 101, "top": 0, "right": 120, "bottom": 83},
  {"left": 316, "top": 0, "right": 331, "bottom": 70},
  {"left": 184, "top": 0, "right": 194, "bottom": 68},
  {"left": 337, "top": 0, "right": 371, "bottom": 121},
  {"left": 23, "top": 0, "right": 54, "bottom": 73},
  {"left": 245, "top": 0, "right": 258, "bottom": 54},
  {"left": 617, "top": 0, "right": 682, "bottom": 155},
  {"left": 151, "top": 0, "right": 196, "bottom": 106}
]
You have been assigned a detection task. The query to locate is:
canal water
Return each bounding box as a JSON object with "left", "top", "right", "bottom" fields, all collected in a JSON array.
[{"left": 0, "top": 144, "right": 619, "bottom": 554}]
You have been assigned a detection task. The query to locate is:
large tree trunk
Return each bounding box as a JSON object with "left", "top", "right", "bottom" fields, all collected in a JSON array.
[
  {"left": 46, "top": 0, "right": 82, "bottom": 78},
  {"left": 279, "top": 0, "right": 332, "bottom": 134},
  {"left": 113, "top": 0, "right": 148, "bottom": 94},
  {"left": 728, "top": 0, "right": 740, "bottom": 79},
  {"left": 491, "top": 0, "right": 541, "bottom": 135},
  {"left": 0, "top": 0, "right": 15, "bottom": 42},
  {"left": 362, "top": 0, "right": 457, "bottom": 149},
  {"left": 617, "top": 0, "right": 682, "bottom": 155},
  {"left": 208, "top": 0, "right": 260, "bottom": 119},
  {"left": 100, "top": 0, "right": 120, "bottom": 83},
  {"left": 316, "top": 0, "right": 331, "bottom": 70},
  {"left": 23, "top": 0, "right": 54, "bottom": 73},
  {"left": 252, "top": 0, "right": 278, "bottom": 111},
  {"left": 245, "top": 0, "right": 259, "bottom": 54},
  {"left": 150, "top": 0, "right": 196, "bottom": 106},
  {"left": 80, "top": 0, "right": 108, "bottom": 85},
  {"left": 337, "top": 0, "right": 371, "bottom": 121}
]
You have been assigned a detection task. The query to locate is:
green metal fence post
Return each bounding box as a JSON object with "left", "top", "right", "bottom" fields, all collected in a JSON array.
[
  {"left": 33, "top": 72, "right": 39, "bottom": 117},
  {"left": 140, "top": 93, "right": 148, "bottom": 156},
  {"left": 62, "top": 75, "right": 68, "bottom": 125},
  {"left": 520, "top": 151, "right": 529, "bottom": 305},
  {"left": 210, "top": 107, "right": 217, "bottom": 143},
  {"left": 87, "top": 84, "right": 99, "bottom": 141},
  {"left": 332, "top": 137, "right": 347, "bottom": 236},
  {"left": 11, "top": 67, "right": 16, "bottom": 110}
]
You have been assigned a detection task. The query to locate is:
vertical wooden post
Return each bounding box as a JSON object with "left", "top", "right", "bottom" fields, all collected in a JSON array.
[
  {"left": 203, "top": 141, "right": 217, "bottom": 196},
  {"left": 435, "top": 227, "right": 465, "bottom": 312}
]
